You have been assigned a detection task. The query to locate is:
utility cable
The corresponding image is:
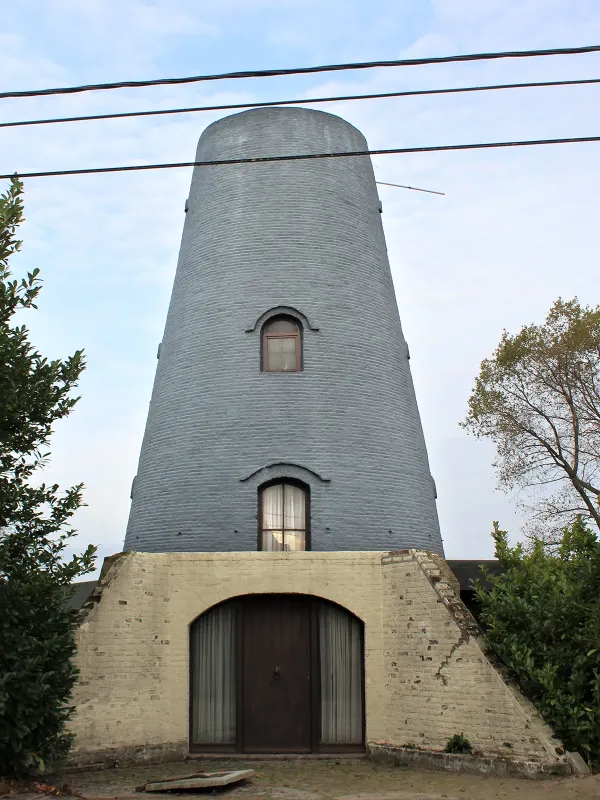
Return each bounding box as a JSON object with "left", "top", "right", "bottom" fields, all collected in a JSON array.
[
  {"left": 376, "top": 181, "right": 444, "bottom": 196},
  {"left": 2, "top": 76, "right": 600, "bottom": 130},
  {"left": 1, "top": 44, "right": 600, "bottom": 100},
  {"left": 3, "top": 134, "right": 600, "bottom": 181}
]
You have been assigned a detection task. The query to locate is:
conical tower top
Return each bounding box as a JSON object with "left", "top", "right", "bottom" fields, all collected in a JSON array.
[{"left": 125, "top": 106, "right": 442, "bottom": 555}]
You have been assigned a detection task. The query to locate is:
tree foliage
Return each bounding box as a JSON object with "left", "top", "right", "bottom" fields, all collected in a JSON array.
[
  {"left": 0, "top": 177, "right": 96, "bottom": 776},
  {"left": 462, "top": 298, "right": 600, "bottom": 539},
  {"left": 475, "top": 518, "right": 600, "bottom": 766}
]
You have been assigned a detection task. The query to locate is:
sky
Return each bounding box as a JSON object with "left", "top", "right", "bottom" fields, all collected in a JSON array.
[{"left": 1, "top": 0, "right": 600, "bottom": 575}]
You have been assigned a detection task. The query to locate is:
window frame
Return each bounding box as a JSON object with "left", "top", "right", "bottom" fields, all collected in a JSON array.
[
  {"left": 261, "top": 315, "right": 302, "bottom": 373},
  {"left": 257, "top": 479, "right": 311, "bottom": 552}
]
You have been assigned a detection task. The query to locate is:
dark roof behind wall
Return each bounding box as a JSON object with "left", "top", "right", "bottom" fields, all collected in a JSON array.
[
  {"left": 68, "top": 580, "right": 97, "bottom": 610},
  {"left": 446, "top": 560, "right": 503, "bottom": 591}
]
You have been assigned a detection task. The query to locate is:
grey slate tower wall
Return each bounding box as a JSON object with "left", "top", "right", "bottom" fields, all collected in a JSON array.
[{"left": 124, "top": 107, "right": 443, "bottom": 555}]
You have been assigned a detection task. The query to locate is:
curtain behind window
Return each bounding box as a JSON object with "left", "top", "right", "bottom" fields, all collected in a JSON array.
[
  {"left": 319, "top": 603, "right": 363, "bottom": 744},
  {"left": 190, "top": 604, "right": 236, "bottom": 744},
  {"left": 262, "top": 483, "right": 306, "bottom": 551}
]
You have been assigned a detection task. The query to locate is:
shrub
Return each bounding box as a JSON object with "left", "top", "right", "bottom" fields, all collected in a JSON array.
[
  {"left": 444, "top": 733, "right": 474, "bottom": 754},
  {"left": 475, "top": 518, "right": 600, "bottom": 768},
  {"left": 0, "top": 178, "right": 95, "bottom": 776}
]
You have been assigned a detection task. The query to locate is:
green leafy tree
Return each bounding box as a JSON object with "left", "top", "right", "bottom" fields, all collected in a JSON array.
[
  {"left": 475, "top": 517, "right": 600, "bottom": 766},
  {"left": 0, "top": 177, "right": 96, "bottom": 776},
  {"left": 462, "top": 298, "right": 600, "bottom": 541}
]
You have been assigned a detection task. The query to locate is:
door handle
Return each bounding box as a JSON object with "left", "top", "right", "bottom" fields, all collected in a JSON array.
[{"left": 273, "top": 666, "right": 281, "bottom": 680}]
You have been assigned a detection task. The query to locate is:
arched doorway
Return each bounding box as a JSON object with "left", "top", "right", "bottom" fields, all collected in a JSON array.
[{"left": 189, "top": 594, "right": 364, "bottom": 753}]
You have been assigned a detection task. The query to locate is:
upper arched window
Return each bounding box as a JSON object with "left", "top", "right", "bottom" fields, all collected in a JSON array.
[
  {"left": 259, "top": 481, "right": 309, "bottom": 551},
  {"left": 262, "top": 317, "right": 301, "bottom": 372}
]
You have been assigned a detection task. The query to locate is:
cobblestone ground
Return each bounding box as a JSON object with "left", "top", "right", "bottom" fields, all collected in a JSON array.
[{"left": 44, "top": 758, "right": 600, "bottom": 800}]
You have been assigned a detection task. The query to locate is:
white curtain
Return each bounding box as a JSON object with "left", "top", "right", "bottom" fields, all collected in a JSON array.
[
  {"left": 190, "top": 604, "right": 236, "bottom": 744},
  {"left": 267, "top": 337, "right": 297, "bottom": 370},
  {"left": 262, "top": 485, "right": 283, "bottom": 531},
  {"left": 284, "top": 485, "right": 305, "bottom": 530},
  {"left": 319, "top": 604, "right": 363, "bottom": 744},
  {"left": 262, "top": 484, "right": 306, "bottom": 551}
]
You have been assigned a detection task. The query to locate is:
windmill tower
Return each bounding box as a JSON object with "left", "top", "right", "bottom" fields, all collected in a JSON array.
[
  {"left": 124, "top": 106, "right": 443, "bottom": 556},
  {"left": 69, "top": 108, "right": 566, "bottom": 767}
]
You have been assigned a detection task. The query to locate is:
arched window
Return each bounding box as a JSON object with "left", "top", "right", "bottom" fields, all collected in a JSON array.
[
  {"left": 259, "top": 481, "right": 309, "bottom": 551},
  {"left": 262, "top": 317, "right": 301, "bottom": 372}
]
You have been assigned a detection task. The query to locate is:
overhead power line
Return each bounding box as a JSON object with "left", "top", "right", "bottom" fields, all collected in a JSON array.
[
  {"left": 376, "top": 181, "right": 445, "bottom": 196},
  {"left": 2, "top": 44, "right": 600, "bottom": 100},
  {"left": 3, "top": 134, "right": 600, "bottom": 181},
  {"left": 2, "top": 76, "right": 600, "bottom": 130}
]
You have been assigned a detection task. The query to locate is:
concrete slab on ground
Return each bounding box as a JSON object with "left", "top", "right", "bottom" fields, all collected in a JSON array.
[{"left": 141, "top": 770, "right": 255, "bottom": 792}]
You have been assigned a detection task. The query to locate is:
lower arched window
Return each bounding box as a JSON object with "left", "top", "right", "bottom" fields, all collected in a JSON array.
[{"left": 259, "top": 481, "right": 308, "bottom": 551}]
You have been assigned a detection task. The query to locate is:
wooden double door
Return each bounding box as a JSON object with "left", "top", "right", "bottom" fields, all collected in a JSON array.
[{"left": 190, "top": 594, "right": 364, "bottom": 753}]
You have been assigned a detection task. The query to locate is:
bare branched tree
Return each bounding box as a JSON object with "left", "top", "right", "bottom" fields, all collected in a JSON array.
[{"left": 462, "top": 298, "right": 600, "bottom": 541}]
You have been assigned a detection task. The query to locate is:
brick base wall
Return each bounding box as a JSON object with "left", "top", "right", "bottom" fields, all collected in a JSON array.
[{"left": 69, "top": 551, "right": 564, "bottom": 769}]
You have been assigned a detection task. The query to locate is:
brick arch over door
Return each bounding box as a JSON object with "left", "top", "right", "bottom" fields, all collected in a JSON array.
[{"left": 189, "top": 593, "right": 365, "bottom": 754}]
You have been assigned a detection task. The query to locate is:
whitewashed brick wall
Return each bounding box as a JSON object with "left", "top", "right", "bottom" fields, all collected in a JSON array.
[{"left": 70, "top": 551, "right": 560, "bottom": 765}]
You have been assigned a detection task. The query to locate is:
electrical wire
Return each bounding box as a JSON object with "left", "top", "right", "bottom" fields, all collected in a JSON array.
[
  {"left": 2, "top": 76, "right": 600, "bottom": 130},
  {"left": 3, "top": 134, "right": 600, "bottom": 181},
  {"left": 2, "top": 44, "right": 600, "bottom": 100},
  {"left": 376, "top": 181, "right": 444, "bottom": 196}
]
